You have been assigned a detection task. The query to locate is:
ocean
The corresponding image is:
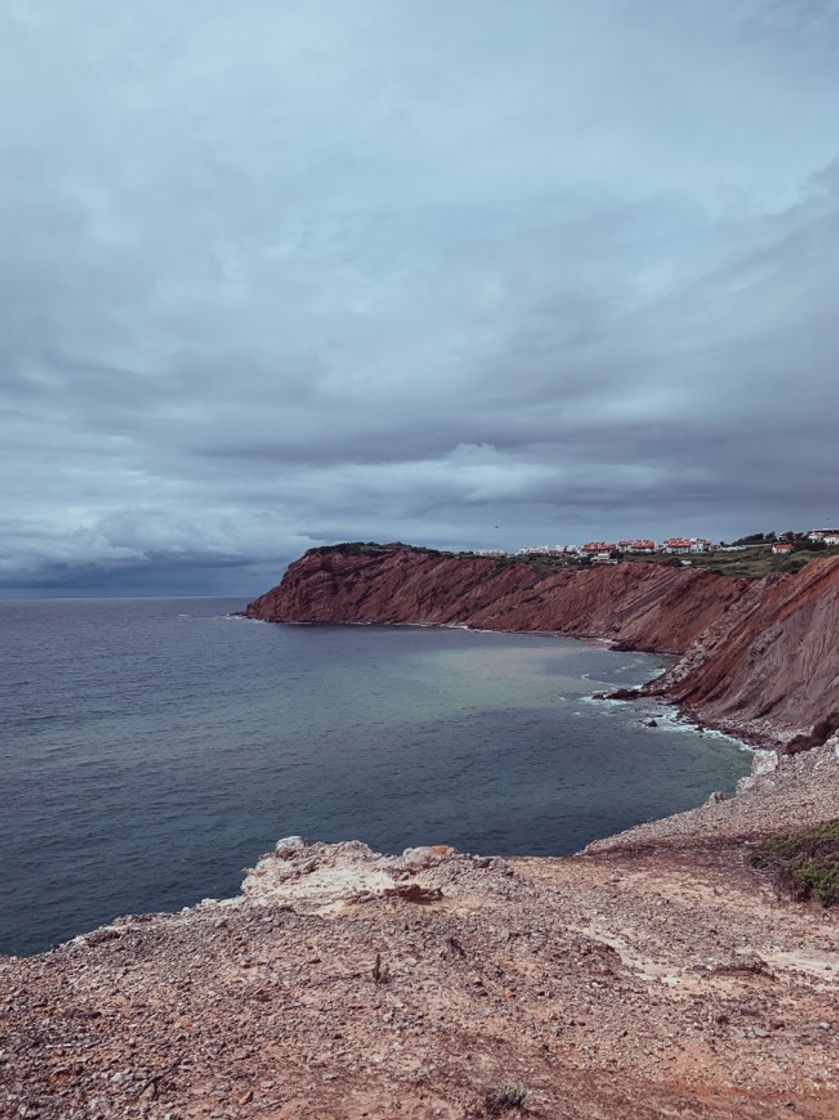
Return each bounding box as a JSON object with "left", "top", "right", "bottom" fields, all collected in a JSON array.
[{"left": 0, "top": 597, "right": 751, "bottom": 956}]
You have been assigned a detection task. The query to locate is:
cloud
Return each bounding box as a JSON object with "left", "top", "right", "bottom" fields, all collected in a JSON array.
[{"left": 1, "top": 1, "right": 838, "bottom": 593}]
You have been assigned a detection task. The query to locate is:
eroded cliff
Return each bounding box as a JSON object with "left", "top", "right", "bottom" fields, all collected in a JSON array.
[
  {"left": 644, "top": 554, "right": 839, "bottom": 749},
  {"left": 244, "top": 545, "right": 839, "bottom": 748},
  {"left": 243, "top": 545, "right": 745, "bottom": 654}
]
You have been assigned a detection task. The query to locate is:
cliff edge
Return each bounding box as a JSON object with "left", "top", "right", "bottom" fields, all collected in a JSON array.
[
  {"left": 243, "top": 545, "right": 839, "bottom": 749},
  {"left": 4, "top": 739, "right": 837, "bottom": 1119},
  {"left": 243, "top": 544, "right": 746, "bottom": 654}
]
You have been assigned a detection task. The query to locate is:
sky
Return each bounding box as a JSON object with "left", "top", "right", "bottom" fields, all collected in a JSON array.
[{"left": 2, "top": 0, "right": 838, "bottom": 596}]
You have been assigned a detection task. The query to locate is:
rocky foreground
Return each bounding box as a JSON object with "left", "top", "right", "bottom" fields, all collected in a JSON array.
[{"left": 3, "top": 740, "right": 838, "bottom": 1120}]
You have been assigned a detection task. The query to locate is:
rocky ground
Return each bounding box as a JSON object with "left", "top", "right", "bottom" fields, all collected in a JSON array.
[{"left": 2, "top": 743, "right": 838, "bottom": 1120}]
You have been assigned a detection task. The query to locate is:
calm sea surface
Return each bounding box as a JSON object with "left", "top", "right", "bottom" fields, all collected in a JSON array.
[{"left": 0, "top": 597, "right": 750, "bottom": 955}]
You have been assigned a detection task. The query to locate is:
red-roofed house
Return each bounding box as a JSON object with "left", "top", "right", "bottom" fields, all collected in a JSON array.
[
  {"left": 663, "top": 537, "right": 693, "bottom": 554},
  {"left": 618, "top": 539, "right": 656, "bottom": 553},
  {"left": 663, "top": 537, "right": 713, "bottom": 554}
]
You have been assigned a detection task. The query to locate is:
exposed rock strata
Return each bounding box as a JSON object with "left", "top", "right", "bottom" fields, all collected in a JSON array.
[
  {"left": 642, "top": 556, "right": 839, "bottom": 750},
  {"left": 244, "top": 547, "right": 839, "bottom": 749},
  {"left": 243, "top": 547, "right": 744, "bottom": 654}
]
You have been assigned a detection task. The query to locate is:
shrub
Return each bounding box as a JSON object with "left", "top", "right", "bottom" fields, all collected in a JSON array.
[{"left": 751, "top": 820, "right": 839, "bottom": 907}]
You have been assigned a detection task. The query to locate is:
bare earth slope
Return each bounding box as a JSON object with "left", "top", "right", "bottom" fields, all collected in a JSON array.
[
  {"left": 3, "top": 739, "right": 838, "bottom": 1120},
  {"left": 244, "top": 547, "right": 839, "bottom": 748}
]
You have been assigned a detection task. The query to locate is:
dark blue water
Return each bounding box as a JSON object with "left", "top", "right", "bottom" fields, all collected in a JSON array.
[{"left": 0, "top": 597, "right": 750, "bottom": 955}]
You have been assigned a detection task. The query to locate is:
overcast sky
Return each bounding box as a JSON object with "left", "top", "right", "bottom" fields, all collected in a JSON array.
[{"left": 2, "top": 1, "right": 838, "bottom": 596}]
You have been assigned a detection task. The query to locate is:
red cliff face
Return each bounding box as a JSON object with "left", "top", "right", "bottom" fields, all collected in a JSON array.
[
  {"left": 243, "top": 546, "right": 744, "bottom": 654},
  {"left": 645, "top": 555, "right": 839, "bottom": 750},
  {"left": 244, "top": 546, "right": 839, "bottom": 749}
]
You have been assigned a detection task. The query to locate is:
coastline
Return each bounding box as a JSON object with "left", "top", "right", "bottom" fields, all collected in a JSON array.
[
  {"left": 241, "top": 547, "right": 839, "bottom": 752},
  {"left": 5, "top": 629, "right": 756, "bottom": 963},
  {"left": 238, "top": 606, "right": 776, "bottom": 751},
  {"left": 4, "top": 735, "right": 837, "bottom": 1118},
  {"left": 4, "top": 565, "right": 837, "bottom": 1115}
]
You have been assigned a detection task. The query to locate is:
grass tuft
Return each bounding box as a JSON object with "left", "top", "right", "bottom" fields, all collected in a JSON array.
[{"left": 484, "top": 1083, "right": 528, "bottom": 1113}]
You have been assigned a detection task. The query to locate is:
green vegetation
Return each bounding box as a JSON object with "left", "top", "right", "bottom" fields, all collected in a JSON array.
[
  {"left": 751, "top": 820, "right": 839, "bottom": 907},
  {"left": 623, "top": 544, "right": 839, "bottom": 579},
  {"left": 314, "top": 540, "right": 839, "bottom": 580},
  {"left": 501, "top": 1084, "right": 528, "bottom": 1108},
  {"left": 493, "top": 553, "right": 577, "bottom": 574},
  {"left": 314, "top": 541, "right": 448, "bottom": 558},
  {"left": 775, "top": 551, "right": 817, "bottom": 575},
  {"left": 485, "top": 1084, "right": 529, "bottom": 1113}
]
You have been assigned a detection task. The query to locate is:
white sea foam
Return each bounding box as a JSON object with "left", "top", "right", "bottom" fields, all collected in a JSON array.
[{"left": 646, "top": 706, "right": 755, "bottom": 752}]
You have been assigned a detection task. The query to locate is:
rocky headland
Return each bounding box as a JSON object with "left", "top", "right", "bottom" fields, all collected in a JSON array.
[
  {"left": 243, "top": 544, "right": 839, "bottom": 750},
  {"left": 3, "top": 544, "right": 838, "bottom": 1119}
]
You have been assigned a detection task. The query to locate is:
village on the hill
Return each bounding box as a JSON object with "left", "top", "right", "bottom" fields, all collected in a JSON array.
[{"left": 470, "top": 528, "right": 839, "bottom": 564}]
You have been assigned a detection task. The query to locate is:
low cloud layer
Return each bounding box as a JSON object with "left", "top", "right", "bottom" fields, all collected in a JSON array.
[{"left": 2, "top": 1, "right": 838, "bottom": 595}]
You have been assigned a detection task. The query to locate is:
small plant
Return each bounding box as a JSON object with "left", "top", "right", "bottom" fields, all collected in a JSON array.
[
  {"left": 372, "top": 952, "right": 391, "bottom": 984},
  {"left": 502, "top": 1084, "right": 527, "bottom": 1108},
  {"left": 485, "top": 1083, "right": 528, "bottom": 1114}
]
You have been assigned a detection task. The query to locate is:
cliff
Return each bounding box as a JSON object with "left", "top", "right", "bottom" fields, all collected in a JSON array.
[
  {"left": 243, "top": 545, "right": 745, "bottom": 654},
  {"left": 643, "top": 554, "right": 839, "bottom": 750},
  {"left": 244, "top": 545, "right": 839, "bottom": 749}
]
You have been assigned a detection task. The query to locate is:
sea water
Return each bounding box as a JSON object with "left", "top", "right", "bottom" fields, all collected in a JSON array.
[{"left": 0, "top": 597, "right": 750, "bottom": 955}]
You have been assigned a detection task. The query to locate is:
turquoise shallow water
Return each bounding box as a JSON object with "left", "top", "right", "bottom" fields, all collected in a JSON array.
[{"left": 0, "top": 597, "right": 750, "bottom": 955}]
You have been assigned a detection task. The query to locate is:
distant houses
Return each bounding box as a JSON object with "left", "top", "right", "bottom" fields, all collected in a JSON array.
[
  {"left": 808, "top": 528, "right": 839, "bottom": 545},
  {"left": 579, "top": 541, "right": 617, "bottom": 557},
  {"left": 515, "top": 545, "right": 567, "bottom": 556},
  {"left": 662, "top": 537, "right": 713, "bottom": 555},
  {"left": 472, "top": 537, "right": 715, "bottom": 559},
  {"left": 466, "top": 531, "right": 837, "bottom": 560},
  {"left": 618, "top": 539, "right": 656, "bottom": 554}
]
